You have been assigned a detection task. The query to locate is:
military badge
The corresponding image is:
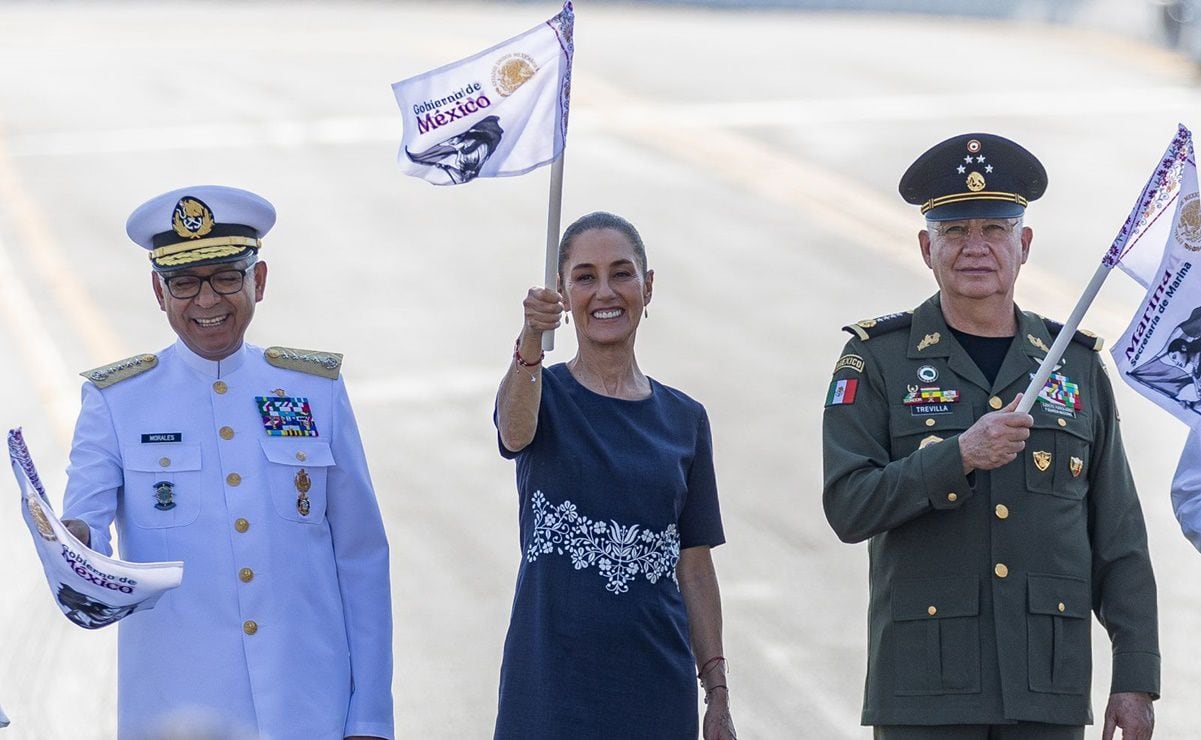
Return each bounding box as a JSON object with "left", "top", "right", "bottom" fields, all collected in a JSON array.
[
  {"left": 917, "top": 365, "right": 938, "bottom": 383},
  {"left": 917, "top": 332, "right": 941, "bottom": 351},
  {"left": 1070, "top": 456, "right": 1084, "bottom": 478},
  {"left": 256, "top": 396, "right": 319, "bottom": 437},
  {"left": 171, "top": 197, "right": 215, "bottom": 240},
  {"left": 903, "top": 384, "right": 959, "bottom": 415},
  {"left": 153, "top": 481, "right": 176, "bottom": 511},
  {"left": 1033, "top": 450, "right": 1052, "bottom": 472},
  {"left": 1027, "top": 334, "right": 1051, "bottom": 353},
  {"left": 966, "top": 171, "right": 986, "bottom": 192},
  {"left": 919, "top": 435, "right": 943, "bottom": 449},
  {"left": 1033, "top": 372, "right": 1082, "bottom": 418}
]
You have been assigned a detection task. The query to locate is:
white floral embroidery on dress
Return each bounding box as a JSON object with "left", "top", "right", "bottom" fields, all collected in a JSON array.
[{"left": 526, "top": 490, "right": 680, "bottom": 594}]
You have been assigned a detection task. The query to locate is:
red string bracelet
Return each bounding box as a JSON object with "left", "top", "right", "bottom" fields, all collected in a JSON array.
[
  {"left": 698, "top": 655, "right": 725, "bottom": 679},
  {"left": 703, "top": 685, "right": 728, "bottom": 704},
  {"left": 514, "top": 339, "right": 544, "bottom": 368}
]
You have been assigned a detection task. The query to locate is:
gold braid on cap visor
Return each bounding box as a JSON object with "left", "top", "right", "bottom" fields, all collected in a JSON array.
[
  {"left": 920, "top": 191, "right": 1028, "bottom": 215},
  {"left": 150, "top": 236, "right": 261, "bottom": 267}
]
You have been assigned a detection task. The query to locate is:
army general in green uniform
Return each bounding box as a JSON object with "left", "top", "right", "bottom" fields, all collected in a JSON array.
[{"left": 822, "top": 134, "right": 1159, "bottom": 740}]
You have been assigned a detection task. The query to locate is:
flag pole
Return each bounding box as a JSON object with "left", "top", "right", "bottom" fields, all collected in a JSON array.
[
  {"left": 542, "top": 152, "right": 566, "bottom": 353},
  {"left": 1016, "top": 124, "right": 1192, "bottom": 414},
  {"left": 1016, "top": 263, "right": 1110, "bottom": 414}
]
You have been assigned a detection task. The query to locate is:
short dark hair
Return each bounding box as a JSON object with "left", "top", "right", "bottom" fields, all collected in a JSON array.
[
  {"left": 1169, "top": 337, "right": 1199, "bottom": 355},
  {"left": 557, "top": 212, "right": 647, "bottom": 283}
]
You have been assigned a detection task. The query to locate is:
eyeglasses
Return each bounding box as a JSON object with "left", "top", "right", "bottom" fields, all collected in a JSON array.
[
  {"left": 932, "top": 220, "right": 1020, "bottom": 246},
  {"left": 162, "top": 266, "right": 254, "bottom": 299}
]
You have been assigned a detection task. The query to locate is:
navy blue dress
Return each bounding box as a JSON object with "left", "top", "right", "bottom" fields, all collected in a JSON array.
[{"left": 494, "top": 363, "right": 726, "bottom": 740}]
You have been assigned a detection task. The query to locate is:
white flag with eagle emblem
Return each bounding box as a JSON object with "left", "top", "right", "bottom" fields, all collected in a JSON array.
[
  {"left": 391, "top": 2, "right": 573, "bottom": 185},
  {"left": 8, "top": 428, "right": 184, "bottom": 629}
]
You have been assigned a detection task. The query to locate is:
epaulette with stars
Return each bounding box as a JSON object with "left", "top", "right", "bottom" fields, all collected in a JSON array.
[
  {"left": 264, "top": 346, "right": 343, "bottom": 379},
  {"left": 80, "top": 353, "right": 158, "bottom": 388},
  {"left": 842, "top": 311, "right": 914, "bottom": 341},
  {"left": 1041, "top": 317, "right": 1105, "bottom": 352}
]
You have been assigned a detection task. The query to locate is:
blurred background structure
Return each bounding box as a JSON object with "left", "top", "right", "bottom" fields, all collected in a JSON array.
[{"left": 0, "top": 0, "right": 1199, "bottom": 737}]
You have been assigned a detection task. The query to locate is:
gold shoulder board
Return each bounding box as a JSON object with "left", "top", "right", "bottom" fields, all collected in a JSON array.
[
  {"left": 842, "top": 311, "right": 913, "bottom": 341},
  {"left": 80, "top": 353, "right": 158, "bottom": 389},
  {"left": 264, "top": 346, "right": 343, "bottom": 379}
]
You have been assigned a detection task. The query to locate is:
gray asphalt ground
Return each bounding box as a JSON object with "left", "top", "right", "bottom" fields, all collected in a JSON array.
[{"left": 0, "top": 1, "right": 1199, "bottom": 737}]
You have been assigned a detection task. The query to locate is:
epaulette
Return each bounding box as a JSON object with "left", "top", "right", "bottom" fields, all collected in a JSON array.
[
  {"left": 264, "top": 346, "right": 343, "bottom": 379},
  {"left": 1042, "top": 317, "right": 1104, "bottom": 352},
  {"left": 80, "top": 353, "right": 158, "bottom": 389},
  {"left": 842, "top": 311, "right": 913, "bottom": 341}
]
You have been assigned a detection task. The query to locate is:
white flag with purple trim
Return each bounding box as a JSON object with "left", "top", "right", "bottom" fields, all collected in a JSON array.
[
  {"left": 9, "top": 428, "right": 183, "bottom": 629},
  {"left": 1110, "top": 126, "right": 1201, "bottom": 427},
  {"left": 392, "top": 2, "right": 573, "bottom": 186}
]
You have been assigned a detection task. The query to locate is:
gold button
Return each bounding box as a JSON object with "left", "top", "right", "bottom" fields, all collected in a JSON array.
[
  {"left": 235, "top": 518, "right": 249, "bottom": 533},
  {"left": 989, "top": 396, "right": 1003, "bottom": 410},
  {"left": 995, "top": 563, "right": 1009, "bottom": 579},
  {"left": 925, "top": 418, "right": 936, "bottom": 427},
  {"left": 243, "top": 620, "right": 258, "bottom": 635},
  {"left": 141, "top": 354, "right": 157, "bottom": 363},
  {"left": 267, "top": 348, "right": 282, "bottom": 359},
  {"left": 213, "top": 380, "right": 228, "bottom": 394},
  {"left": 947, "top": 492, "right": 958, "bottom": 502},
  {"left": 158, "top": 457, "right": 171, "bottom": 468},
  {"left": 995, "top": 504, "right": 1009, "bottom": 520},
  {"left": 1058, "top": 602, "right": 1066, "bottom": 613},
  {"left": 274, "top": 388, "right": 286, "bottom": 397},
  {"left": 239, "top": 567, "right": 254, "bottom": 583},
  {"left": 927, "top": 605, "right": 937, "bottom": 616},
  {"left": 295, "top": 451, "right": 307, "bottom": 462},
  {"left": 226, "top": 472, "right": 242, "bottom": 487},
  {"left": 219, "top": 426, "right": 235, "bottom": 440},
  {"left": 1057, "top": 418, "right": 1067, "bottom": 427}
]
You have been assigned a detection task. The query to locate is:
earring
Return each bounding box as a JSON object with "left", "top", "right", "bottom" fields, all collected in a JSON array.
[
  {"left": 564, "top": 313, "right": 569, "bottom": 325},
  {"left": 644, "top": 307, "right": 649, "bottom": 319}
]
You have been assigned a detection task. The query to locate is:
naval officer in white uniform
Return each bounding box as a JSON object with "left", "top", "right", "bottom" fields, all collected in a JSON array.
[{"left": 62, "top": 185, "right": 393, "bottom": 739}]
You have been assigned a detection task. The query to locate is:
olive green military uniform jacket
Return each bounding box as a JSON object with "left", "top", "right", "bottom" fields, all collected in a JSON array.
[{"left": 823, "top": 294, "right": 1159, "bottom": 727}]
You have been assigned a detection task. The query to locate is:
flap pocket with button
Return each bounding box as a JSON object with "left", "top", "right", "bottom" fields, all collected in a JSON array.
[
  {"left": 889, "top": 576, "right": 981, "bottom": 695},
  {"left": 121, "top": 443, "right": 203, "bottom": 529},
  {"left": 259, "top": 439, "right": 335, "bottom": 523},
  {"left": 889, "top": 403, "right": 975, "bottom": 458},
  {"left": 1027, "top": 573, "right": 1091, "bottom": 694}
]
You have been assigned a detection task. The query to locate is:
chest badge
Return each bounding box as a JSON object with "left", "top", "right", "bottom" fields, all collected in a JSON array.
[
  {"left": 153, "top": 480, "right": 177, "bottom": 511},
  {"left": 1069, "top": 456, "right": 1084, "bottom": 478},
  {"left": 903, "top": 384, "right": 959, "bottom": 415},
  {"left": 917, "top": 365, "right": 938, "bottom": 383},
  {"left": 1033, "top": 372, "right": 1081, "bottom": 417},
  {"left": 1033, "top": 450, "right": 1052, "bottom": 472},
  {"left": 256, "top": 396, "right": 319, "bottom": 437},
  {"left": 295, "top": 469, "right": 312, "bottom": 516}
]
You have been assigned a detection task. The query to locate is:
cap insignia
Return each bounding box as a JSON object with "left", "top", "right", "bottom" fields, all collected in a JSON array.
[
  {"left": 966, "top": 171, "right": 986, "bottom": 192},
  {"left": 966, "top": 139, "right": 981, "bottom": 153},
  {"left": 172, "top": 197, "right": 215, "bottom": 240}
]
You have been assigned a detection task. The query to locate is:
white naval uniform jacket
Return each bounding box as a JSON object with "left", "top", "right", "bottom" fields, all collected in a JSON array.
[{"left": 64, "top": 341, "right": 393, "bottom": 740}]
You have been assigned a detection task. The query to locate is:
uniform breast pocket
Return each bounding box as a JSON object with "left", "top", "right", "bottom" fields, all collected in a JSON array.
[
  {"left": 260, "top": 438, "right": 336, "bottom": 524},
  {"left": 889, "top": 576, "right": 981, "bottom": 696},
  {"left": 1027, "top": 573, "right": 1091, "bottom": 694},
  {"left": 121, "top": 444, "right": 203, "bottom": 529},
  {"left": 1025, "top": 419, "right": 1092, "bottom": 500},
  {"left": 888, "top": 403, "right": 975, "bottom": 458}
]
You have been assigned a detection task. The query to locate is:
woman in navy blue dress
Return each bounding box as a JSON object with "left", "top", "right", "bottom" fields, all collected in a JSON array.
[{"left": 494, "top": 212, "right": 737, "bottom": 740}]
